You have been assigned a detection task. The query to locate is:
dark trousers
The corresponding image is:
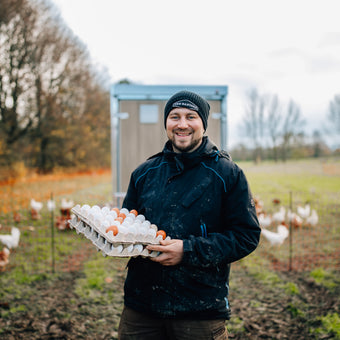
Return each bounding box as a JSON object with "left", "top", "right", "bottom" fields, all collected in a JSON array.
[{"left": 118, "top": 306, "right": 228, "bottom": 340}]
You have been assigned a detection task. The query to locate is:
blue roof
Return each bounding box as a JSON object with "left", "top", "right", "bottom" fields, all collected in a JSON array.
[{"left": 111, "top": 84, "right": 228, "bottom": 101}]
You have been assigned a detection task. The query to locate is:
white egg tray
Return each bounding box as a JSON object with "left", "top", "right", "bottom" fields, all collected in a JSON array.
[{"left": 69, "top": 204, "right": 168, "bottom": 258}]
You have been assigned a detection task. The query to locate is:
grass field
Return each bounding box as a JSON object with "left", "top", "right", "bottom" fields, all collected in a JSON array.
[{"left": 0, "top": 159, "right": 339, "bottom": 339}]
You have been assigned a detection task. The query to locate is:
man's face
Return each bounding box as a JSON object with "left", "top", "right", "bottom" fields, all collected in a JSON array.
[{"left": 166, "top": 107, "right": 205, "bottom": 153}]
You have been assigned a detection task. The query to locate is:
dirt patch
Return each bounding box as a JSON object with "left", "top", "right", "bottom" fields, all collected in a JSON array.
[{"left": 0, "top": 263, "right": 339, "bottom": 339}]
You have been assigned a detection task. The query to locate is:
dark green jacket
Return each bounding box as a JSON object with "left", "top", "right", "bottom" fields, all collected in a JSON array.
[{"left": 122, "top": 137, "right": 260, "bottom": 319}]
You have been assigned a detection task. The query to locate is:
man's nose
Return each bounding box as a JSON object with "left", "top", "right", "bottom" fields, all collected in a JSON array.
[{"left": 178, "top": 117, "right": 189, "bottom": 128}]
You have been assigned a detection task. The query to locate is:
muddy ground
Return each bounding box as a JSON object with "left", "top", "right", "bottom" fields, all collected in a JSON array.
[{"left": 0, "top": 258, "right": 339, "bottom": 340}]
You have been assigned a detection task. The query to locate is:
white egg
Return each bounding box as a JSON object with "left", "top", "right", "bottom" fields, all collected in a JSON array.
[
  {"left": 118, "top": 225, "right": 129, "bottom": 234},
  {"left": 126, "top": 213, "right": 136, "bottom": 220},
  {"left": 91, "top": 205, "right": 101, "bottom": 214},
  {"left": 139, "top": 225, "right": 148, "bottom": 236},
  {"left": 120, "top": 208, "right": 129, "bottom": 216},
  {"left": 100, "top": 220, "right": 110, "bottom": 233},
  {"left": 141, "top": 220, "right": 151, "bottom": 229},
  {"left": 105, "top": 215, "right": 116, "bottom": 225},
  {"left": 80, "top": 204, "right": 91, "bottom": 215},
  {"left": 136, "top": 214, "right": 145, "bottom": 223},
  {"left": 133, "top": 244, "right": 143, "bottom": 253},
  {"left": 148, "top": 228, "right": 156, "bottom": 238},
  {"left": 101, "top": 206, "right": 110, "bottom": 215},
  {"left": 93, "top": 213, "right": 103, "bottom": 226},
  {"left": 111, "top": 243, "right": 123, "bottom": 253},
  {"left": 150, "top": 224, "right": 158, "bottom": 232},
  {"left": 126, "top": 244, "right": 134, "bottom": 253},
  {"left": 108, "top": 210, "right": 118, "bottom": 219},
  {"left": 133, "top": 219, "right": 142, "bottom": 225},
  {"left": 123, "top": 217, "right": 134, "bottom": 225},
  {"left": 128, "top": 224, "right": 137, "bottom": 235}
]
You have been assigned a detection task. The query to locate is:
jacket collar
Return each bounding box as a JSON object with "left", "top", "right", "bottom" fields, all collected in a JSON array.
[{"left": 162, "top": 137, "right": 220, "bottom": 171}]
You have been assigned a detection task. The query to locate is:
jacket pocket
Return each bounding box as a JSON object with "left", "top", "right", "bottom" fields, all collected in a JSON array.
[{"left": 181, "top": 176, "right": 212, "bottom": 208}]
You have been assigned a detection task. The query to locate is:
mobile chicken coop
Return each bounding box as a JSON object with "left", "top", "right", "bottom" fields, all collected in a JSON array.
[{"left": 110, "top": 84, "right": 228, "bottom": 204}]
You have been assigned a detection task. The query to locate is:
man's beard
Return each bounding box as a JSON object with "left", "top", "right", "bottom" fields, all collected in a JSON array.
[{"left": 170, "top": 134, "right": 203, "bottom": 153}]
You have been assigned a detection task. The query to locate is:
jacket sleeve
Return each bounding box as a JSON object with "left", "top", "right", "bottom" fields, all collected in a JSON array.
[
  {"left": 182, "top": 166, "right": 261, "bottom": 268},
  {"left": 122, "top": 173, "right": 138, "bottom": 211}
]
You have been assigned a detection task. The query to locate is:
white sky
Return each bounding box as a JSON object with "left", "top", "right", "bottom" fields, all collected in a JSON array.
[{"left": 52, "top": 0, "right": 340, "bottom": 148}]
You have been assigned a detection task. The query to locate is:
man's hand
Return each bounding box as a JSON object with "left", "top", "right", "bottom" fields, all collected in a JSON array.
[{"left": 146, "top": 239, "right": 183, "bottom": 266}]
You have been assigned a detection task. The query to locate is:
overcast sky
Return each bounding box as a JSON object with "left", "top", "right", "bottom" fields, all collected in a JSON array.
[{"left": 52, "top": 0, "right": 340, "bottom": 148}]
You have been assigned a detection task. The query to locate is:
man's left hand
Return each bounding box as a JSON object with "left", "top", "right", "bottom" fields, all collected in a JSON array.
[{"left": 146, "top": 239, "right": 183, "bottom": 266}]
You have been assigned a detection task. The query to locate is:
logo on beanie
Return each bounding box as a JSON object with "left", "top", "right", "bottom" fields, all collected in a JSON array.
[{"left": 172, "top": 100, "right": 199, "bottom": 112}]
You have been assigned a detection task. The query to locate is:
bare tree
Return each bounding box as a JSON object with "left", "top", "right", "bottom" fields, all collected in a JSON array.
[
  {"left": 241, "top": 88, "right": 266, "bottom": 163},
  {"left": 280, "top": 100, "right": 305, "bottom": 161},
  {"left": 325, "top": 94, "right": 340, "bottom": 149},
  {"left": 328, "top": 94, "right": 340, "bottom": 134},
  {"left": 266, "top": 94, "right": 282, "bottom": 162},
  {"left": 0, "top": 0, "right": 38, "bottom": 170}
]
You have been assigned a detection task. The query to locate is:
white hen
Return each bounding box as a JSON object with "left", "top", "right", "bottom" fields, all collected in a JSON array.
[
  {"left": 31, "top": 199, "right": 43, "bottom": 212},
  {"left": 306, "top": 209, "right": 319, "bottom": 226},
  {"left": 258, "top": 213, "right": 272, "bottom": 228},
  {"left": 47, "top": 199, "right": 56, "bottom": 212},
  {"left": 261, "top": 224, "right": 289, "bottom": 246},
  {"left": 272, "top": 207, "right": 286, "bottom": 223},
  {"left": 61, "top": 198, "right": 74, "bottom": 210},
  {"left": 297, "top": 204, "right": 311, "bottom": 219},
  {"left": 0, "top": 227, "right": 21, "bottom": 249}
]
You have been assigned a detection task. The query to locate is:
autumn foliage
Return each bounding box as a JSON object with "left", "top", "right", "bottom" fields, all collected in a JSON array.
[{"left": 0, "top": 0, "right": 111, "bottom": 181}]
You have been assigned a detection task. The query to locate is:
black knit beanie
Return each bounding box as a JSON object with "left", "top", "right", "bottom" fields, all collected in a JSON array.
[{"left": 164, "top": 90, "right": 210, "bottom": 130}]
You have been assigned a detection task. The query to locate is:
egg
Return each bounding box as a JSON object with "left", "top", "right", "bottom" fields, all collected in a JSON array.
[
  {"left": 156, "top": 230, "right": 167, "bottom": 240},
  {"left": 101, "top": 206, "right": 110, "bottom": 215},
  {"left": 100, "top": 220, "right": 110, "bottom": 232},
  {"left": 126, "top": 244, "right": 134, "bottom": 253},
  {"left": 111, "top": 243, "right": 123, "bottom": 253},
  {"left": 106, "top": 225, "right": 119, "bottom": 236},
  {"left": 108, "top": 210, "right": 118, "bottom": 219},
  {"left": 123, "top": 216, "right": 134, "bottom": 225},
  {"left": 105, "top": 215, "right": 116, "bottom": 225},
  {"left": 126, "top": 213, "right": 136, "bottom": 220},
  {"left": 120, "top": 208, "right": 129, "bottom": 216},
  {"left": 136, "top": 214, "right": 145, "bottom": 223},
  {"left": 148, "top": 228, "right": 156, "bottom": 238},
  {"left": 129, "top": 209, "right": 138, "bottom": 217},
  {"left": 141, "top": 220, "right": 151, "bottom": 229},
  {"left": 80, "top": 204, "right": 91, "bottom": 215},
  {"left": 133, "top": 244, "right": 143, "bottom": 253},
  {"left": 91, "top": 205, "right": 101, "bottom": 214}
]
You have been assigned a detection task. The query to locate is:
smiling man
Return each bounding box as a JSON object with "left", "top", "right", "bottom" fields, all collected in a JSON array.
[{"left": 118, "top": 90, "right": 261, "bottom": 340}]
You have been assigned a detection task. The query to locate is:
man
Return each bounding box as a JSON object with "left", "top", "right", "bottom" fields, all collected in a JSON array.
[{"left": 118, "top": 90, "right": 261, "bottom": 339}]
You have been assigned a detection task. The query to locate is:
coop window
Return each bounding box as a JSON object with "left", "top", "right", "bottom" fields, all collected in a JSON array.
[{"left": 139, "top": 104, "right": 159, "bottom": 124}]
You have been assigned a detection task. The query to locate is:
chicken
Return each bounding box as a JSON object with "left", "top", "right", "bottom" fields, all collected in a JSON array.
[
  {"left": 30, "top": 199, "right": 43, "bottom": 212},
  {"left": 13, "top": 212, "right": 21, "bottom": 223},
  {"left": 258, "top": 213, "right": 272, "bottom": 228},
  {"left": 0, "top": 227, "right": 20, "bottom": 249},
  {"left": 297, "top": 204, "right": 311, "bottom": 219},
  {"left": 254, "top": 197, "right": 264, "bottom": 215},
  {"left": 61, "top": 198, "right": 74, "bottom": 210},
  {"left": 56, "top": 198, "right": 74, "bottom": 230},
  {"left": 0, "top": 247, "right": 10, "bottom": 272},
  {"left": 287, "top": 210, "right": 303, "bottom": 229},
  {"left": 47, "top": 199, "right": 56, "bottom": 212},
  {"left": 306, "top": 209, "right": 319, "bottom": 226},
  {"left": 30, "top": 199, "right": 43, "bottom": 220},
  {"left": 261, "top": 223, "right": 289, "bottom": 246},
  {"left": 272, "top": 206, "right": 286, "bottom": 223}
]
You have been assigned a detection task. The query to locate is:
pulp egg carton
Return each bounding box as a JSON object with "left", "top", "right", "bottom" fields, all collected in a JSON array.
[{"left": 69, "top": 204, "right": 169, "bottom": 258}]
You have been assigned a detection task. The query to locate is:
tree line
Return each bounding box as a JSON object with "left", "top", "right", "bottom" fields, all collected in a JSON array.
[
  {"left": 231, "top": 88, "right": 340, "bottom": 162},
  {"left": 1, "top": 1, "right": 339, "bottom": 181},
  {"left": 0, "top": 0, "right": 111, "bottom": 180}
]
